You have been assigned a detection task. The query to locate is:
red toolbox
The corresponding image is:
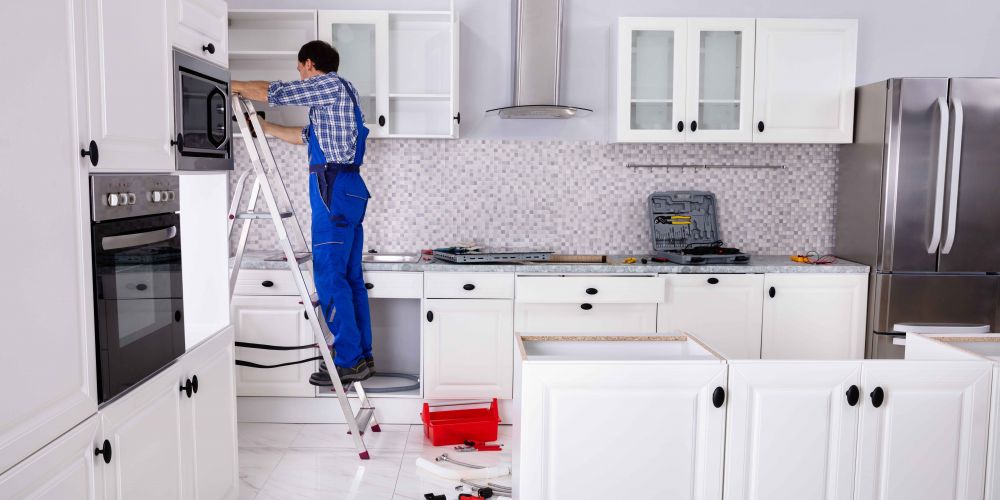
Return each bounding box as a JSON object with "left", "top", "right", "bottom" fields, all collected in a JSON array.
[{"left": 421, "top": 399, "right": 500, "bottom": 446}]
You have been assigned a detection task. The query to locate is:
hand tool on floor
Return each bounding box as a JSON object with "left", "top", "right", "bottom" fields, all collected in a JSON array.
[
  {"left": 461, "top": 479, "right": 512, "bottom": 495},
  {"left": 454, "top": 440, "right": 504, "bottom": 452},
  {"left": 228, "top": 96, "right": 379, "bottom": 460}
]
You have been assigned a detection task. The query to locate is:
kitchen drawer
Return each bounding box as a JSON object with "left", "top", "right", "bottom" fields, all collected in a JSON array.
[
  {"left": 363, "top": 271, "right": 422, "bottom": 299},
  {"left": 515, "top": 275, "right": 666, "bottom": 304},
  {"left": 424, "top": 272, "right": 514, "bottom": 299},
  {"left": 233, "top": 269, "right": 314, "bottom": 296},
  {"left": 515, "top": 303, "right": 658, "bottom": 334}
]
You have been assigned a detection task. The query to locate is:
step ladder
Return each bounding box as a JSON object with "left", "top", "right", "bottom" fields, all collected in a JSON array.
[{"left": 228, "top": 95, "right": 379, "bottom": 460}]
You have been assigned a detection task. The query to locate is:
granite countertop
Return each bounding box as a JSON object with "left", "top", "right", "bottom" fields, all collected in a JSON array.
[{"left": 233, "top": 251, "right": 869, "bottom": 274}]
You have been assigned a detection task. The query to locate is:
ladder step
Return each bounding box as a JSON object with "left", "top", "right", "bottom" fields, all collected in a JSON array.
[
  {"left": 236, "top": 211, "right": 293, "bottom": 220},
  {"left": 354, "top": 406, "right": 375, "bottom": 435}
]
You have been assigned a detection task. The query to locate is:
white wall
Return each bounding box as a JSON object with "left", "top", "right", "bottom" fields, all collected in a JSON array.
[{"left": 229, "top": 0, "right": 1000, "bottom": 140}]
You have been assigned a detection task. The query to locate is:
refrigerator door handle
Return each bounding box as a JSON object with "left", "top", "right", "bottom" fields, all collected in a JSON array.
[
  {"left": 928, "top": 96, "right": 950, "bottom": 253},
  {"left": 942, "top": 98, "right": 965, "bottom": 254}
]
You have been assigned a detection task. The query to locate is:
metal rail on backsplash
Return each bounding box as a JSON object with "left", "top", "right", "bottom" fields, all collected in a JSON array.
[{"left": 625, "top": 163, "right": 787, "bottom": 169}]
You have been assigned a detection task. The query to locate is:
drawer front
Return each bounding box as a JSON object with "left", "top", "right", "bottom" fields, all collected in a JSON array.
[
  {"left": 233, "top": 269, "right": 313, "bottom": 296},
  {"left": 363, "top": 271, "right": 422, "bottom": 299},
  {"left": 425, "top": 272, "right": 515, "bottom": 299},
  {"left": 515, "top": 303, "right": 658, "bottom": 334},
  {"left": 515, "top": 275, "right": 666, "bottom": 304}
]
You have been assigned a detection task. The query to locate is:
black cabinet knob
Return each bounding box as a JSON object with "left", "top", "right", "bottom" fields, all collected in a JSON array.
[
  {"left": 463, "top": 283, "right": 476, "bottom": 291},
  {"left": 712, "top": 387, "right": 726, "bottom": 408},
  {"left": 426, "top": 310, "right": 434, "bottom": 322},
  {"left": 580, "top": 303, "right": 593, "bottom": 310},
  {"left": 174, "top": 310, "right": 183, "bottom": 322},
  {"left": 170, "top": 133, "right": 184, "bottom": 149},
  {"left": 585, "top": 288, "right": 598, "bottom": 295},
  {"left": 846, "top": 385, "right": 860, "bottom": 406},
  {"left": 757, "top": 121, "right": 765, "bottom": 133},
  {"left": 94, "top": 439, "right": 112, "bottom": 464},
  {"left": 261, "top": 280, "right": 274, "bottom": 288},
  {"left": 870, "top": 387, "right": 885, "bottom": 408},
  {"left": 191, "top": 375, "right": 199, "bottom": 394},
  {"left": 80, "top": 140, "right": 99, "bottom": 166},
  {"left": 135, "top": 283, "right": 148, "bottom": 291},
  {"left": 365, "top": 282, "right": 374, "bottom": 290},
  {"left": 202, "top": 43, "right": 216, "bottom": 54},
  {"left": 690, "top": 120, "right": 698, "bottom": 132},
  {"left": 180, "top": 378, "right": 194, "bottom": 398},
  {"left": 378, "top": 115, "right": 386, "bottom": 127},
  {"left": 707, "top": 277, "right": 719, "bottom": 285},
  {"left": 453, "top": 112, "right": 461, "bottom": 124},
  {"left": 768, "top": 286, "right": 776, "bottom": 298},
  {"left": 677, "top": 121, "right": 684, "bottom": 132}
]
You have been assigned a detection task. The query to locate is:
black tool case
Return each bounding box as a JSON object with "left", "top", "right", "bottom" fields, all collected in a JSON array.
[{"left": 648, "top": 191, "right": 749, "bottom": 264}]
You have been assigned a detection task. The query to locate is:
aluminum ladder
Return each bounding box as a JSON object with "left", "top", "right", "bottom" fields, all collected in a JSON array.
[{"left": 228, "top": 95, "right": 379, "bottom": 459}]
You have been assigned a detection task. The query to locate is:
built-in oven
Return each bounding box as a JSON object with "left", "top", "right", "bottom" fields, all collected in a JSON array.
[
  {"left": 91, "top": 174, "right": 185, "bottom": 403},
  {"left": 173, "top": 49, "right": 233, "bottom": 171}
]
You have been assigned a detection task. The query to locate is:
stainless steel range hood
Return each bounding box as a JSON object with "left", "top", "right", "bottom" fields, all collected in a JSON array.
[{"left": 486, "top": 0, "right": 592, "bottom": 119}]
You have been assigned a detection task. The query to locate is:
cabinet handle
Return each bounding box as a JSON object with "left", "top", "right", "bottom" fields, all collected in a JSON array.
[
  {"left": 365, "top": 282, "right": 374, "bottom": 290},
  {"left": 712, "top": 386, "right": 725, "bottom": 408},
  {"left": 170, "top": 133, "right": 184, "bottom": 148},
  {"left": 94, "top": 439, "right": 112, "bottom": 464},
  {"left": 706, "top": 277, "right": 719, "bottom": 285},
  {"left": 135, "top": 283, "right": 148, "bottom": 291},
  {"left": 453, "top": 112, "right": 461, "bottom": 124},
  {"left": 304, "top": 310, "right": 309, "bottom": 320},
  {"left": 202, "top": 43, "right": 216, "bottom": 54},
  {"left": 174, "top": 310, "right": 183, "bottom": 322},
  {"left": 870, "top": 386, "right": 885, "bottom": 408},
  {"left": 80, "top": 140, "right": 99, "bottom": 166},
  {"left": 426, "top": 310, "right": 434, "bottom": 322},
  {"left": 191, "top": 375, "right": 199, "bottom": 395},
  {"left": 690, "top": 120, "right": 698, "bottom": 132},
  {"left": 585, "top": 287, "right": 598, "bottom": 295},
  {"left": 846, "top": 385, "right": 860, "bottom": 406},
  {"left": 463, "top": 283, "right": 476, "bottom": 291},
  {"left": 580, "top": 303, "right": 593, "bottom": 310},
  {"left": 378, "top": 115, "right": 386, "bottom": 127},
  {"left": 677, "top": 121, "right": 684, "bottom": 132},
  {"left": 757, "top": 121, "right": 765, "bottom": 133},
  {"left": 180, "top": 378, "right": 194, "bottom": 398},
  {"left": 261, "top": 280, "right": 274, "bottom": 288},
  {"left": 768, "top": 286, "right": 775, "bottom": 298}
]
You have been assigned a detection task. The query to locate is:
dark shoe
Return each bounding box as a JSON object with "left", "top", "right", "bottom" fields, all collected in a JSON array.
[
  {"left": 309, "top": 359, "right": 370, "bottom": 387},
  {"left": 365, "top": 356, "right": 375, "bottom": 375}
]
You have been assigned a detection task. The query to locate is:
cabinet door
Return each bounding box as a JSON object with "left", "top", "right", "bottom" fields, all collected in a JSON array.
[
  {"left": 232, "top": 296, "right": 316, "bottom": 397},
  {"left": 724, "top": 362, "right": 862, "bottom": 500},
  {"left": 616, "top": 17, "right": 687, "bottom": 142},
  {"left": 0, "top": 0, "right": 98, "bottom": 474},
  {"left": 170, "top": 0, "right": 228, "bottom": 67},
  {"left": 83, "top": 0, "right": 175, "bottom": 171},
  {"left": 685, "top": 18, "right": 755, "bottom": 143},
  {"left": 181, "top": 329, "right": 238, "bottom": 500},
  {"left": 424, "top": 299, "right": 514, "bottom": 399},
  {"left": 658, "top": 274, "right": 764, "bottom": 359},
  {"left": 761, "top": 274, "right": 867, "bottom": 359},
  {"left": 518, "top": 361, "right": 726, "bottom": 499},
  {"left": 318, "top": 11, "right": 389, "bottom": 138},
  {"left": 100, "top": 364, "right": 185, "bottom": 500},
  {"left": 0, "top": 416, "right": 101, "bottom": 500},
  {"left": 855, "top": 361, "right": 992, "bottom": 500},
  {"left": 752, "top": 19, "right": 858, "bottom": 143}
]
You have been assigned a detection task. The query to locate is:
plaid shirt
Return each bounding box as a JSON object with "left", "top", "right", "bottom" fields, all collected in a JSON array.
[{"left": 267, "top": 72, "right": 363, "bottom": 164}]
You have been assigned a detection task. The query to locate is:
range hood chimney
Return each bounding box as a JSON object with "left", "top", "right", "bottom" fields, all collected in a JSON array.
[{"left": 486, "top": 0, "right": 592, "bottom": 119}]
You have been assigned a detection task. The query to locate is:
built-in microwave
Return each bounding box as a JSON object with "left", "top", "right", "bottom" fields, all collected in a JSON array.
[{"left": 173, "top": 49, "right": 233, "bottom": 171}]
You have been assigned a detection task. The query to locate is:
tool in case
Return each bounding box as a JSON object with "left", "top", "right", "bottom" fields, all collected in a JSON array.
[
  {"left": 648, "top": 191, "right": 749, "bottom": 264},
  {"left": 433, "top": 246, "right": 553, "bottom": 264}
]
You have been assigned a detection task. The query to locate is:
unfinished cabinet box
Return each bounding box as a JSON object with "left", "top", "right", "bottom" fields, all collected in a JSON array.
[{"left": 658, "top": 274, "right": 764, "bottom": 359}]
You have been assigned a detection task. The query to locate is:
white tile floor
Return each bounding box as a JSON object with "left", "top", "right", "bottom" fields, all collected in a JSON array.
[{"left": 237, "top": 423, "right": 514, "bottom": 500}]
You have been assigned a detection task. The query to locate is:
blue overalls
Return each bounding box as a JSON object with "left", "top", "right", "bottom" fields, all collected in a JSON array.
[{"left": 307, "top": 77, "right": 372, "bottom": 369}]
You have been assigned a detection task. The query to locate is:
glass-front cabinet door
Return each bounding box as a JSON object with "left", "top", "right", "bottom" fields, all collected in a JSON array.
[
  {"left": 685, "top": 19, "right": 756, "bottom": 142},
  {"left": 318, "top": 11, "right": 389, "bottom": 137},
  {"left": 616, "top": 18, "right": 687, "bottom": 142}
]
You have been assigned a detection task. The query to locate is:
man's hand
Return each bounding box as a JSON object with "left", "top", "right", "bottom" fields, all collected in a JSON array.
[{"left": 231, "top": 81, "right": 269, "bottom": 102}]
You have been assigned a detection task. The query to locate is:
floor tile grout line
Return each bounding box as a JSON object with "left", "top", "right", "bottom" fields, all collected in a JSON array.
[{"left": 391, "top": 425, "right": 417, "bottom": 498}]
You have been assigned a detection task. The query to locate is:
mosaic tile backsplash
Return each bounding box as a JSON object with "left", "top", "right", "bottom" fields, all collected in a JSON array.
[{"left": 230, "top": 140, "right": 839, "bottom": 255}]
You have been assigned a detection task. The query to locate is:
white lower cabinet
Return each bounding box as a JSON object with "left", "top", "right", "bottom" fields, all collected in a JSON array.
[
  {"left": 761, "top": 273, "right": 867, "bottom": 359},
  {"left": 658, "top": 274, "right": 764, "bottom": 358},
  {"left": 423, "top": 299, "right": 514, "bottom": 399},
  {"left": 0, "top": 415, "right": 102, "bottom": 500},
  {"left": 232, "top": 295, "right": 316, "bottom": 397}
]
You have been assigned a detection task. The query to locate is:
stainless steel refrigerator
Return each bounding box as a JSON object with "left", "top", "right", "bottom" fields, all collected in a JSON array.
[{"left": 836, "top": 78, "right": 1000, "bottom": 359}]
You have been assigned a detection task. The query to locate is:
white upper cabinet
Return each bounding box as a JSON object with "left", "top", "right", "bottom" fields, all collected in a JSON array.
[
  {"left": 170, "top": 0, "right": 229, "bottom": 67},
  {"left": 761, "top": 274, "right": 868, "bottom": 359},
  {"left": 752, "top": 19, "right": 858, "bottom": 143},
  {"left": 318, "top": 11, "right": 390, "bottom": 138},
  {"left": 83, "top": 0, "right": 175, "bottom": 171},
  {"left": 616, "top": 18, "right": 687, "bottom": 142},
  {"left": 685, "top": 18, "right": 756, "bottom": 143},
  {"left": 0, "top": 0, "right": 98, "bottom": 475}
]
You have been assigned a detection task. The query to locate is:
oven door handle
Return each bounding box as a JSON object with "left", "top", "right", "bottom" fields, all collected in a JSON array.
[
  {"left": 102, "top": 226, "right": 178, "bottom": 251},
  {"left": 205, "top": 86, "right": 229, "bottom": 148}
]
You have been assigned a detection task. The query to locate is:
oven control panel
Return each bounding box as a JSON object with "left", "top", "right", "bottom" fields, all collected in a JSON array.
[{"left": 91, "top": 174, "right": 180, "bottom": 222}]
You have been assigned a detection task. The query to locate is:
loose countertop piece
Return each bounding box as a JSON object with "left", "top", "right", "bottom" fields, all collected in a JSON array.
[{"left": 233, "top": 251, "right": 869, "bottom": 274}]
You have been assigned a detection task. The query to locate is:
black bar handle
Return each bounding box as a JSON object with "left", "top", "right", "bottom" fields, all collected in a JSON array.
[
  {"left": 261, "top": 280, "right": 274, "bottom": 288},
  {"left": 585, "top": 288, "right": 598, "bottom": 295},
  {"left": 426, "top": 310, "right": 434, "bottom": 322},
  {"left": 94, "top": 439, "right": 112, "bottom": 464},
  {"left": 768, "top": 286, "right": 776, "bottom": 298},
  {"left": 870, "top": 387, "right": 885, "bottom": 408},
  {"left": 757, "top": 121, "right": 765, "bottom": 133},
  {"left": 202, "top": 43, "right": 216, "bottom": 54},
  {"left": 180, "top": 378, "right": 193, "bottom": 398},
  {"left": 712, "top": 387, "right": 725, "bottom": 408},
  {"left": 80, "top": 140, "right": 99, "bottom": 166},
  {"left": 677, "top": 121, "right": 684, "bottom": 132},
  {"left": 463, "top": 284, "right": 476, "bottom": 291},
  {"left": 690, "top": 120, "right": 698, "bottom": 132},
  {"left": 378, "top": 115, "right": 386, "bottom": 127},
  {"left": 191, "top": 375, "right": 199, "bottom": 395},
  {"left": 365, "top": 282, "right": 374, "bottom": 290},
  {"left": 707, "top": 277, "right": 719, "bottom": 285},
  {"left": 580, "top": 303, "right": 593, "bottom": 310},
  {"left": 846, "top": 385, "right": 860, "bottom": 406}
]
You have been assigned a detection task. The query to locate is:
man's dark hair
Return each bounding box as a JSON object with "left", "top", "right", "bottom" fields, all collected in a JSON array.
[{"left": 298, "top": 40, "right": 339, "bottom": 73}]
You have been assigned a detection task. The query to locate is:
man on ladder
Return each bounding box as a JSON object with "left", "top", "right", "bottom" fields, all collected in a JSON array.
[{"left": 232, "top": 40, "right": 373, "bottom": 388}]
